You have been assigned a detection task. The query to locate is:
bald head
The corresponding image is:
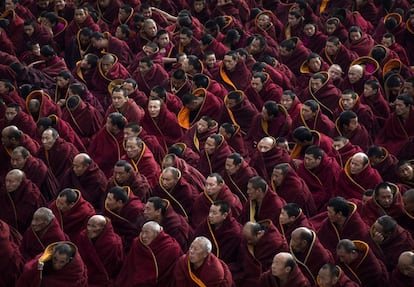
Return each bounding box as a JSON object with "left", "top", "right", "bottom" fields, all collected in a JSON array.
[
  {"left": 290, "top": 227, "right": 313, "bottom": 253},
  {"left": 350, "top": 152, "right": 369, "bottom": 175},
  {"left": 86, "top": 215, "right": 107, "bottom": 239},
  {"left": 32, "top": 207, "right": 55, "bottom": 232},
  {"left": 73, "top": 153, "right": 92, "bottom": 176},
  {"left": 5, "top": 169, "right": 24, "bottom": 193},
  {"left": 398, "top": 251, "right": 414, "bottom": 277},
  {"left": 271, "top": 252, "right": 296, "bottom": 278},
  {"left": 257, "top": 136, "right": 275, "bottom": 152}
]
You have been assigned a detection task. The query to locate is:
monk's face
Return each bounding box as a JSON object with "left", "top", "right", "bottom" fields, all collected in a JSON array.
[
  {"left": 310, "top": 78, "right": 323, "bottom": 92},
  {"left": 56, "top": 196, "right": 74, "bottom": 213},
  {"left": 41, "top": 130, "right": 56, "bottom": 151},
  {"left": 204, "top": 137, "right": 217, "bottom": 155},
  {"left": 144, "top": 202, "right": 161, "bottom": 221},
  {"left": 308, "top": 57, "right": 322, "bottom": 72},
  {"left": 72, "top": 156, "right": 88, "bottom": 177},
  {"left": 279, "top": 209, "right": 295, "bottom": 225},
  {"left": 140, "top": 224, "right": 158, "bottom": 246},
  {"left": 398, "top": 163, "right": 414, "bottom": 181},
  {"left": 257, "top": 14, "right": 270, "bottom": 30},
  {"left": 204, "top": 54, "right": 216, "bottom": 69},
  {"left": 247, "top": 182, "right": 261, "bottom": 201},
  {"left": 280, "top": 94, "right": 293, "bottom": 111},
  {"left": 5, "top": 172, "right": 21, "bottom": 193},
  {"left": 205, "top": 176, "right": 222, "bottom": 198},
  {"left": 125, "top": 139, "right": 142, "bottom": 159},
  {"left": 325, "top": 41, "right": 338, "bottom": 56},
  {"left": 144, "top": 21, "right": 157, "bottom": 38},
  {"left": 289, "top": 230, "right": 306, "bottom": 253},
  {"left": 223, "top": 55, "right": 237, "bottom": 72},
  {"left": 349, "top": 31, "right": 362, "bottom": 42},
  {"left": 5, "top": 107, "right": 18, "bottom": 122},
  {"left": 74, "top": 8, "right": 87, "bottom": 24},
  {"left": 113, "top": 166, "right": 130, "bottom": 184},
  {"left": 257, "top": 138, "right": 273, "bottom": 153},
  {"left": 31, "top": 212, "right": 50, "bottom": 232},
  {"left": 111, "top": 90, "right": 128, "bottom": 110},
  {"left": 156, "top": 32, "right": 169, "bottom": 48},
  {"left": 271, "top": 169, "right": 284, "bottom": 187},
  {"left": 317, "top": 267, "right": 337, "bottom": 287},
  {"left": 403, "top": 196, "right": 414, "bottom": 213},
  {"left": 4, "top": 0, "right": 16, "bottom": 10},
  {"left": 98, "top": 0, "right": 111, "bottom": 8},
  {"left": 196, "top": 119, "right": 209, "bottom": 134},
  {"left": 100, "top": 58, "right": 114, "bottom": 74},
  {"left": 376, "top": 187, "right": 393, "bottom": 209},
  {"left": 303, "top": 23, "right": 316, "bottom": 37},
  {"left": 363, "top": 84, "right": 377, "bottom": 98},
  {"left": 347, "top": 68, "right": 363, "bottom": 84},
  {"left": 56, "top": 76, "right": 70, "bottom": 88},
  {"left": 304, "top": 154, "right": 321, "bottom": 170},
  {"left": 208, "top": 204, "right": 227, "bottom": 226},
  {"left": 179, "top": 34, "right": 191, "bottom": 47},
  {"left": 251, "top": 77, "right": 264, "bottom": 93},
  {"left": 271, "top": 254, "right": 289, "bottom": 278},
  {"left": 301, "top": 105, "right": 315, "bottom": 121},
  {"left": 86, "top": 217, "right": 105, "bottom": 239},
  {"left": 341, "top": 93, "right": 355, "bottom": 110},
  {"left": 225, "top": 158, "right": 240, "bottom": 175},
  {"left": 327, "top": 66, "right": 343, "bottom": 80},
  {"left": 403, "top": 82, "right": 414, "bottom": 97},
  {"left": 395, "top": 99, "right": 411, "bottom": 118},
  {"left": 11, "top": 152, "right": 27, "bottom": 169},
  {"left": 188, "top": 240, "right": 208, "bottom": 266},
  {"left": 349, "top": 155, "right": 366, "bottom": 175},
  {"left": 161, "top": 171, "right": 178, "bottom": 190},
  {"left": 148, "top": 99, "right": 161, "bottom": 118},
  {"left": 52, "top": 252, "right": 71, "bottom": 271}
]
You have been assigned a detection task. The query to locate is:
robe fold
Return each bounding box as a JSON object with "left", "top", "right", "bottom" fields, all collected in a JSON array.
[
  {"left": 259, "top": 267, "right": 311, "bottom": 287},
  {"left": 197, "top": 137, "right": 232, "bottom": 177}
]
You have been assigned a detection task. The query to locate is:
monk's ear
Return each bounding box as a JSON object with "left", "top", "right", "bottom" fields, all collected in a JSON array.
[
  {"left": 223, "top": 212, "right": 229, "bottom": 219},
  {"left": 285, "top": 266, "right": 292, "bottom": 274}
]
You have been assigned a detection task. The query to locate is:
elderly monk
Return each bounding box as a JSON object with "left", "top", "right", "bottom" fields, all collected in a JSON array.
[
  {"left": 116, "top": 221, "right": 183, "bottom": 286},
  {"left": 143, "top": 197, "right": 192, "bottom": 252},
  {"left": 260, "top": 252, "right": 311, "bottom": 287},
  {"left": 238, "top": 221, "right": 289, "bottom": 287},
  {"left": 192, "top": 173, "right": 242, "bottom": 228},
  {"left": 75, "top": 215, "right": 124, "bottom": 286},
  {"left": 88, "top": 112, "right": 126, "bottom": 178},
  {"left": 122, "top": 136, "right": 161, "bottom": 190},
  {"left": 103, "top": 186, "right": 145, "bottom": 252},
  {"left": 0, "top": 219, "right": 25, "bottom": 286},
  {"left": 37, "top": 128, "right": 79, "bottom": 181},
  {"left": 271, "top": 163, "right": 317, "bottom": 217},
  {"left": 10, "top": 146, "right": 59, "bottom": 201},
  {"left": 222, "top": 153, "right": 258, "bottom": 204},
  {"left": 0, "top": 169, "right": 45, "bottom": 234},
  {"left": 16, "top": 242, "right": 88, "bottom": 287},
  {"left": 390, "top": 251, "right": 414, "bottom": 287},
  {"left": 49, "top": 188, "right": 95, "bottom": 241},
  {"left": 173, "top": 236, "right": 233, "bottom": 287},
  {"left": 336, "top": 152, "right": 383, "bottom": 200},
  {"left": 278, "top": 203, "right": 314, "bottom": 244},
  {"left": 60, "top": 153, "right": 107, "bottom": 210},
  {"left": 290, "top": 227, "right": 335, "bottom": 285},
  {"left": 336, "top": 239, "right": 388, "bottom": 287},
  {"left": 239, "top": 176, "right": 286, "bottom": 227},
  {"left": 21, "top": 207, "right": 67, "bottom": 260},
  {"left": 332, "top": 136, "right": 363, "bottom": 168},
  {"left": 152, "top": 166, "right": 199, "bottom": 222},
  {"left": 317, "top": 263, "right": 360, "bottom": 287},
  {"left": 107, "top": 160, "right": 150, "bottom": 202}
]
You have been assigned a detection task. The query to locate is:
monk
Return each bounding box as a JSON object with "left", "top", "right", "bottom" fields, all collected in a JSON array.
[
  {"left": 21, "top": 207, "right": 67, "bottom": 261},
  {"left": 192, "top": 173, "right": 242, "bottom": 228},
  {"left": 278, "top": 203, "right": 314, "bottom": 244},
  {"left": 0, "top": 169, "right": 45, "bottom": 234},
  {"left": 75, "top": 215, "right": 124, "bottom": 286},
  {"left": 0, "top": 103, "right": 37, "bottom": 138},
  {"left": 173, "top": 236, "right": 233, "bottom": 287},
  {"left": 60, "top": 153, "right": 107, "bottom": 210},
  {"left": 316, "top": 263, "right": 360, "bottom": 287},
  {"left": 49, "top": 188, "right": 95, "bottom": 241},
  {"left": 16, "top": 241, "right": 88, "bottom": 287},
  {"left": 332, "top": 136, "right": 363, "bottom": 168},
  {"left": 367, "top": 146, "right": 399, "bottom": 183},
  {"left": 10, "top": 146, "right": 59, "bottom": 202},
  {"left": 116, "top": 221, "right": 182, "bottom": 286},
  {"left": 198, "top": 134, "right": 232, "bottom": 177},
  {"left": 131, "top": 57, "right": 169, "bottom": 96},
  {"left": 244, "top": 72, "right": 283, "bottom": 111},
  {"left": 290, "top": 227, "right": 335, "bottom": 285},
  {"left": 105, "top": 86, "right": 144, "bottom": 125},
  {"left": 88, "top": 112, "right": 126, "bottom": 178},
  {"left": 90, "top": 31, "right": 132, "bottom": 68},
  {"left": 321, "top": 36, "right": 358, "bottom": 73},
  {"left": 279, "top": 37, "right": 311, "bottom": 77},
  {"left": 180, "top": 116, "right": 218, "bottom": 154},
  {"left": 390, "top": 251, "right": 414, "bottom": 287},
  {"left": 290, "top": 126, "right": 335, "bottom": 161}
]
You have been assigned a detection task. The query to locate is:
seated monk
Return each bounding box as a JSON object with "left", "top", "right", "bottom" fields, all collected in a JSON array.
[
  {"left": 10, "top": 146, "right": 59, "bottom": 202},
  {"left": 316, "top": 263, "right": 360, "bottom": 287},
  {"left": 21, "top": 207, "right": 67, "bottom": 261},
  {"left": 107, "top": 160, "right": 150, "bottom": 203},
  {"left": 390, "top": 251, "right": 414, "bottom": 287},
  {"left": 290, "top": 227, "right": 335, "bottom": 286},
  {"left": 271, "top": 163, "right": 317, "bottom": 217},
  {"left": 336, "top": 152, "right": 383, "bottom": 200},
  {"left": 131, "top": 57, "right": 169, "bottom": 96},
  {"left": 336, "top": 239, "right": 389, "bottom": 287},
  {"left": 60, "top": 153, "right": 107, "bottom": 210},
  {"left": 0, "top": 169, "right": 46, "bottom": 234},
  {"left": 49, "top": 188, "right": 95, "bottom": 241},
  {"left": 398, "top": 190, "right": 414, "bottom": 237},
  {"left": 116, "top": 221, "right": 183, "bottom": 286},
  {"left": 332, "top": 136, "right": 363, "bottom": 168},
  {"left": 16, "top": 242, "right": 88, "bottom": 287},
  {"left": 192, "top": 173, "right": 242, "bottom": 228},
  {"left": 0, "top": 103, "right": 36, "bottom": 138},
  {"left": 244, "top": 72, "right": 283, "bottom": 112},
  {"left": 278, "top": 203, "right": 314, "bottom": 243},
  {"left": 180, "top": 115, "right": 218, "bottom": 154},
  {"left": 278, "top": 37, "right": 311, "bottom": 77},
  {"left": 197, "top": 134, "right": 232, "bottom": 177},
  {"left": 25, "top": 89, "right": 62, "bottom": 122},
  {"left": 143, "top": 197, "right": 192, "bottom": 252},
  {"left": 219, "top": 122, "right": 249, "bottom": 161},
  {"left": 75, "top": 215, "right": 124, "bottom": 286},
  {"left": 367, "top": 145, "right": 399, "bottom": 183},
  {"left": 102, "top": 186, "right": 145, "bottom": 252},
  {"left": 259, "top": 252, "right": 311, "bottom": 287},
  {"left": 173, "top": 236, "right": 233, "bottom": 287}
]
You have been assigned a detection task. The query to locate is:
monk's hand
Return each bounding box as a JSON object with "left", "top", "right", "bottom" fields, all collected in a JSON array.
[
  {"left": 372, "top": 231, "right": 384, "bottom": 244},
  {"left": 37, "top": 261, "right": 44, "bottom": 271}
]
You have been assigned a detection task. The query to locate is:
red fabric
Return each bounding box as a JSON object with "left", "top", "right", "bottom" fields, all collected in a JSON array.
[
  {"left": 271, "top": 166, "right": 317, "bottom": 217},
  {"left": 321, "top": 44, "right": 358, "bottom": 73},
  {"left": 278, "top": 210, "right": 314, "bottom": 244},
  {"left": 75, "top": 219, "right": 124, "bottom": 286},
  {"left": 64, "top": 15, "right": 100, "bottom": 49},
  {"left": 105, "top": 33, "right": 133, "bottom": 68},
  {"left": 213, "top": 60, "right": 252, "bottom": 91},
  {"left": 239, "top": 187, "right": 286, "bottom": 227},
  {"left": 107, "top": 169, "right": 150, "bottom": 203},
  {"left": 360, "top": 89, "right": 390, "bottom": 127},
  {"left": 333, "top": 141, "right": 363, "bottom": 168},
  {"left": 245, "top": 75, "right": 283, "bottom": 111},
  {"left": 291, "top": 131, "right": 336, "bottom": 160},
  {"left": 180, "top": 121, "right": 218, "bottom": 153},
  {"left": 192, "top": 185, "right": 242, "bottom": 228},
  {"left": 21, "top": 218, "right": 67, "bottom": 260},
  {"left": 173, "top": 252, "right": 233, "bottom": 287},
  {"left": 197, "top": 138, "right": 233, "bottom": 177},
  {"left": 49, "top": 115, "right": 86, "bottom": 152},
  {"left": 0, "top": 109, "right": 37, "bottom": 139},
  {"left": 301, "top": 31, "right": 328, "bottom": 55},
  {"left": 88, "top": 127, "right": 125, "bottom": 178},
  {"left": 105, "top": 98, "right": 144, "bottom": 125},
  {"left": 291, "top": 230, "right": 335, "bottom": 286},
  {"left": 133, "top": 127, "right": 166, "bottom": 164},
  {"left": 297, "top": 155, "right": 341, "bottom": 212},
  {"left": 259, "top": 267, "right": 311, "bottom": 287},
  {"left": 0, "top": 220, "right": 24, "bottom": 286},
  {"left": 279, "top": 38, "right": 311, "bottom": 77},
  {"left": 49, "top": 192, "right": 95, "bottom": 241},
  {"left": 346, "top": 34, "right": 375, "bottom": 57},
  {"left": 25, "top": 90, "right": 62, "bottom": 122},
  {"left": 0, "top": 177, "right": 46, "bottom": 234},
  {"left": 16, "top": 242, "right": 88, "bottom": 287},
  {"left": 293, "top": 106, "right": 336, "bottom": 138},
  {"left": 390, "top": 264, "right": 414, "bottom": 287},
  {"left": 222, "top": 95, "right": 259, "bottom": 135},
  {"left": 132, "top": 63, "right": 169, "bottom": 96},
  {"left": 40, "top": 57, "right": 68, "bottom": 78},
  {"left": 335, "top": 123, "right": 372, "bottom": 153},
  {"left": 336, "top": 158, "right": 383, "bottom": 200}
]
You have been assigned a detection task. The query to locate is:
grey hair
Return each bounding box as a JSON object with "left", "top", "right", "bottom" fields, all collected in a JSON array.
[{"left": 193, "top": 236, "right": 212, "bottom": 253}]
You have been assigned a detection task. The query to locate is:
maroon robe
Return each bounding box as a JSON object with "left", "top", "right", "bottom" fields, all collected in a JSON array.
[
  {"left": 107, "top": 170, "right": 151, "bottom": 203},
  {"left": 25, "top": 90, "right": 62, "bottom": 122},
  {"left": 259, "top": 266, "right": 311, "bottom": 287},
  {"left": 335, "top": 122, "right": 372, "bottom": 153},
  {"left": 105, "top": 98, "right": 144, "bottom": 125},
  {"left": 191, "top": 185, "right": 242, "bottom": 228},
  {"left": 180, "top": 120, "right": 218, "bottom": 154},
  {"left": 291, "top": 131, "right": 336, "bottom": 160},
  {"left": 88, "top": 127, "right": 125, "bottom": 178},
  {"left": 336, "top": 158, "right": 383, "bottom": 200},
  {"left": 292, "top": 105, "right": 336, "bottom": 138},
  {"left": 64, "top": 15, "right": 100, "bottom": 49},
  {"left": 48, "top": 114, "right": 86, "bottom": 152},
  {"left": 346, "top": 33, "right": 375, "bottom": 57},
  {"left": 49, "top": 190, "right": 95, "bottom": 241},
  {"left": 37, "top": 137, "right": 79, "bottom": 181},
  {"left": 279, "top": 38, "right": 311, "bottom": 77},
  {"left": 129, "top": 126, "right": 166, "bottom": 164},
  {"left": 21, "top": 217, "right": 67, "bottom": 261},
  {"left": 271, "top": 166, "right": 317, "bottom": 217},
  {"left": 213, "top": 60, "right": 252, "bottom": 92},
  {"left": 390, "top": 264, "right": 414, "bottom": 287},
  {"left": 278, "top": 209, "right": 314, "bottom": 244},
  {"left": 290, "top": 230, "right": 335, "bottom": 286},
  {"left": 333, "top": 141, "right": 363, "bottom": 168},
  {"left": 301, "top": 31, "right": 328, "bottom": 55},
  {"left": 245, "top": 74, "right": 283, "bottom": 111},
  {"left": 132, "top": 63, "right": 169, "bottom": 96},
  {"left": 222, "top": 94, "right": 260, "bottom": 135},
  {"left": 360, "top": 89, "right": 390, "bottom": 127},
  {"left": 16, "top": 241, "right": 88, "bottom": 287},
  {"left": 75, "top": 218, "right": 124, "bottom": 287},
  {"left": 321, "top": 44, "right": 358, "bottom": 73},
  {"left": 239, "top": 187, "right": 286, "bottom": 227},
  {"left": 222, "top": 161, "right": 258, "bottom": 204},
  {"left": 0, "top": 109, "right": 37, "bottom": 139},
  {"left": 197, "top": 137, "right": 233, "bottom": 177},
  {"left": 173, "top": 252, "right": 233, "bottom": 287},
  {"left": 0, "top": 177, "right": 45, "bottom": 234},
  {"left": 116, "top": 230, "right": 182, "bottom": 287}
]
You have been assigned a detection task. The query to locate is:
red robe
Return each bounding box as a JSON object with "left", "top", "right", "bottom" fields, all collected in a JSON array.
[
  {"left": 360, "top": 89, "right": 390, "bottom": 127},
  {"left": 213, "top": 60, "right": 252, "bottom": 92},
  {"left": 107, "top": 170, "right": 151, "bottom": 203},
  {"left": 290, "top": 230, "right": 335, "bottom": 286},
  {"left": 198, "top": 137, "right": 233, "bottom": 177},
  {"left": 222, "top": 94, "right": 260, "bottom": 135},
  {"left": 390, "top": 264, "right": 414, "bottom": 287},
  {"left": 293, "top": 106, "right": 336, "bottom": 138},
  {"left": 105, "top": 98, "right": 144, "bottom": 126},
  {"left": 180, "top": 120, "right": 218, "bottom": 153},
  {"left": 244, "top": 74, "right": 283, "bottom": 111},
  {"left": 75, "top": 219, "right": 124, "bottom": 287},
  {"left": 0, "top": 177, "right": 45, "bottom": 234},
  {"left": 191, "top": 185, "right": 242, "bottom": 228},
  {"left": 16, "top": 241, "right": 88, "bottom": 287},
  {"left": 0, "top": 110, "right": 37, "bottom": 139},
  {"left": 21, "top": 218, "right": 67, "bottom": 261},
  {"left": 116, "top": 231, "right": 182, "bottom": 287},
  {"left": 49, "top": 190, "right": 95, "bottom": 241},
  {"left": 48, "top": 114, "right": 86, "bottom": 152},
  {"left": 259, "top": 267, "right": 311, "bottom": 287},
  {"left": 321, "top": 43, "right": 358, "bottom": 73},
  {"left": 25, "top": 90, "right": 62, "bottom": 122},
  {"left": 346, "top": 34, "right": 375, "bottom": 57},
  {"left": 173, "top": 252, "right": 233, "bottom": 287},
  {"left": 278, "top": 210, "right": 314, "bottom": 244},
  {"left": 132, "top": 63, "right": 169, "bottom": 96},
  {"left": 333, "top": 141, "right": 363, "bottom": 168},
  {"left": 290, "top": 131, "right": 336, "bottom": 160},
  {"left": 336, "top": 158, "right": 383, "bottom": 200}
]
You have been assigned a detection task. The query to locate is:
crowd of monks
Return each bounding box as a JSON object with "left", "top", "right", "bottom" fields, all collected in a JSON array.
[{"left": 1, "top": 0, "right": 414, "bottom": 286}]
